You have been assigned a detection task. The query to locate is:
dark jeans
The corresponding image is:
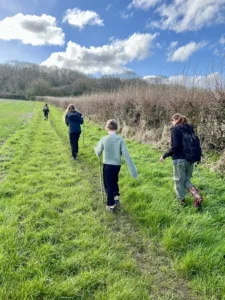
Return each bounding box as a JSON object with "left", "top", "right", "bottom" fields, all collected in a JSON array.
[
  {"left": 103, "top": 164, "right": 121, "bottom": 206},
  {"left": 69, "top": 132, "right": 80, "bottom": 158},
  {"left": 44, "top": 113, "right": 48, "bottom": 120}
]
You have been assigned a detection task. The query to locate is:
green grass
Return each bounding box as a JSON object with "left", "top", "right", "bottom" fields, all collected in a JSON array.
[
  {"left": 0, "top": 100, "right": 34, "bottom": 143},
  {"left": 0, "top": 102, "right": 155, "bottom": 299},
  {"left": 0, "top": 100, "right": 224, "bottom": 299},
  {"left": 120, "top": 143, "right": 225, "bottom": 298},
  {"left": 73, "top": 112, "right": 225, "bottom": 298}
]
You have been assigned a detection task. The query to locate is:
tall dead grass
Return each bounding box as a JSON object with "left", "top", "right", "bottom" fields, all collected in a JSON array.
[{"left": 38, "top": 83, "right": 225, "bottom": 172}]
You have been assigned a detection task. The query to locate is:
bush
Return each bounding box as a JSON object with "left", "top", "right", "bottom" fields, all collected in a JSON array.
[{"left": 43, "top": 85, "right": 225, "bottom": 154}]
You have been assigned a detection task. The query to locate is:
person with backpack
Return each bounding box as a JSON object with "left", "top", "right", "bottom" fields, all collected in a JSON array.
[
  {"left": 160, "top": 113, "right": 203, "bottom": 208},
  {"left": 64, "top": 104, "right": 83, "bottom": 160},
  {"left": 94, "top": 119, "right": 138, "bottom": 212},
  {"left": 43, "top": 104, "right": 50, "bottom": 120}
]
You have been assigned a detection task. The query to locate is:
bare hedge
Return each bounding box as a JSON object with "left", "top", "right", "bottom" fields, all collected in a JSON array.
[{"left": 38, "top": 84, "right": 225, "bottom": 172}]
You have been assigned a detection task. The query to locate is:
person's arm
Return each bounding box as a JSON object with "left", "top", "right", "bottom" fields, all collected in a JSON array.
[
  {"left": 162, "top": 127, "right": 182, "bottom": 159},
  {"left": 94, "top": 138, "right": 104, "bottom": 157},
  {"left": 121, "top": 140, "right": 138, "bottom": 178}
]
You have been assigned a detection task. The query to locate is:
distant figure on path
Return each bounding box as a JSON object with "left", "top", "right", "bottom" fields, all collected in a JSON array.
[
  {"left": 64, "top": 104, "right": 83, "bottom": 160},
  {"left": 160, "top": 113, "right": 203, "bottom": 209},
  {"left": 43, "top": 104, "right": 50, "bottom": 120},
  {"left": 94, "top": 119, "right": 138, "bottom": 212}
]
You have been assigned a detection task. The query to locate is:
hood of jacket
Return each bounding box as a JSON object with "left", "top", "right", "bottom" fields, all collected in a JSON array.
[
  {"left": 67, "top": 111, "right": 81, "bottom": 121},
  {"left": 174, "top": 123, "right": 194, "bottom": 134}
]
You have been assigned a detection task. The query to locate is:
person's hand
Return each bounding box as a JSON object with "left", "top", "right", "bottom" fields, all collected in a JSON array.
[{"left": 160, "top": 156, "right": 164, "bottom": 163}]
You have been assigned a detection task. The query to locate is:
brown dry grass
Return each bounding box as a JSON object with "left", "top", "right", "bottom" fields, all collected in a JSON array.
[{"left": 37, "top": 84, "right": 225, "bottom": 172}]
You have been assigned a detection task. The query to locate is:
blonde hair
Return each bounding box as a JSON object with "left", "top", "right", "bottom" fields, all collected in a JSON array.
[
  {"left": 171, "top": 113, "right": 188, "bottom": 124},
  {"left": 105, "top": 119, "right": 118, "bottom": 131},
  {"left": 63, "top": 104, "right": 77, "bottom": 123}
]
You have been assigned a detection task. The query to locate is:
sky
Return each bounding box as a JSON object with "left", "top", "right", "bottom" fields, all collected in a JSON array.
[{"left": 0, "top": 0, "right": 225, "bottom": 82}]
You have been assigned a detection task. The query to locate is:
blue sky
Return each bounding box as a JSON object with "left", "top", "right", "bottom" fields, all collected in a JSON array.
[{"left": 0, "top": 0, "right": 225, "bottom": 79}]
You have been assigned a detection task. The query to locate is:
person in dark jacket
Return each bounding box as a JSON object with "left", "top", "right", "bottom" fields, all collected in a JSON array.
[
  {"left": 43, "top": 104, "right": 50, "bottom": 120},
  {"left": 64, "top": 104, "right": 83, "bottom": 160},
  {"left": 160, "top": 113, "right": 203, "bottom": 208}
]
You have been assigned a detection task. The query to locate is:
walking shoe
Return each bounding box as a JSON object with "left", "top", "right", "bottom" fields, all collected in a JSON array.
[
  {"left": 189, "top": 186, "right": 203, "bottom": 207},
  {"left": 193, "top": 199, "right": 202, "bottom": 209},
  {"left": 114, "top": 199, "right": 121, "bottom": 206},
  {"left": 106, "top": 205, "right": 115, "bottom": 212}
]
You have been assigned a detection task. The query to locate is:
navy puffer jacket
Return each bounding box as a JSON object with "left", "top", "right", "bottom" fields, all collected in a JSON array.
[{"left": 65, "top": 111, "right": 83, "bottom": 133}]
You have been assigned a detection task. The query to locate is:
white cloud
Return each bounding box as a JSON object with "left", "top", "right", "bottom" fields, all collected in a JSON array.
[
  {"left": 128, "top": 0, "right": 160, "bottom": 10},
  {"left": 168, "top": 73, "right": 223, "bottom": 89},
  {"left": 143, "top": 75, "right": 168, "bottom": 84},
  {"left": 168, "top": 41, "right": 207, "bottom": 62},
  {"left": 151, "top": 0, "right": 225, "bottom": 32},
  {"left": 41, "top": 32, "right": 158, "bottom": 75},
  {"left": 63, "top": 8, "right": 104, "bottom": 29},
  {"left": 120, "top": 11, "right": 134, "bottom": 20},
  {"left": 219, "top": 34, "right": 225, "bottom": 45},
  {"left": 0, "top": 13, "right": 64, "bottom": 46},
  {"left": 213, "top": 48, "right": 220, "bottom": 56},
  {"left": 145, "top": 18, "right": 151, "bottom": 28},
  {"left": 168, "top": 41, "right": 178, "bottom": 50},
  {"left": 106, "top": 4, "right": 112, "bottom": 11},
  {"left": 144, "top": 73, "right": 224, "bottom": 89}
]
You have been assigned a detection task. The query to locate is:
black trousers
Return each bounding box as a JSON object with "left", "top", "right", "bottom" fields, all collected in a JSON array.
[
  {"left": 103, "top": 164, "right": 121, "bottom": 206},
  {"left": 44, "top": 113, "right": 48, "bottom": 120},
  {"left": 69, "top": 133, "right": 80, "bottom": 158}
]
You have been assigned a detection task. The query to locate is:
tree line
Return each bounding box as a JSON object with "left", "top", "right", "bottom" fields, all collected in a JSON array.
[{"left": 0, "top": 61, "right": 147, "bottom": 99}]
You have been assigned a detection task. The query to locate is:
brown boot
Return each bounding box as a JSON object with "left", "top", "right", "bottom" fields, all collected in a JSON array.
[{"left": 189, "top": 186, "right": 203, "bottom": 208}]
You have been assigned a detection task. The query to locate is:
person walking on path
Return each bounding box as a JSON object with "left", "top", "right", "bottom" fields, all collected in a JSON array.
[
  {"left": 94, "top": 119, "right": 138, "bottom": 212},
  {"left": 43, "top": 104, "right": 50, "bottom": 120},
  {"left": 64, "top": 104, "right": 83, "bottom": 160},
  {"left": 160, "top": 113, "right": 203, "bottom": 209}
]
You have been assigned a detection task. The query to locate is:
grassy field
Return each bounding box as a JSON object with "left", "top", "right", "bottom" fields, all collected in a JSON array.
[
  {"left": 0, "top": 100, "right": 224, "bottom": 299},
  {"left": 0, "top": 100, "right": 34, "bottom": 143}
]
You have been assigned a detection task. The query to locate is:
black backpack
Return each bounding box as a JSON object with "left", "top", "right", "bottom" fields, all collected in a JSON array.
[{"left": 179, "top": 126, "right": 202, "bottom": 163}]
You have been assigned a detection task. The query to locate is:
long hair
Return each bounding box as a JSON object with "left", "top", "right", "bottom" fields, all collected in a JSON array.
[
  {"left": 171, "top": 113, "right": 188, "bottom": 125},
  {"left": 63, "top": 104, "right": 77, "bottom": 123}
]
